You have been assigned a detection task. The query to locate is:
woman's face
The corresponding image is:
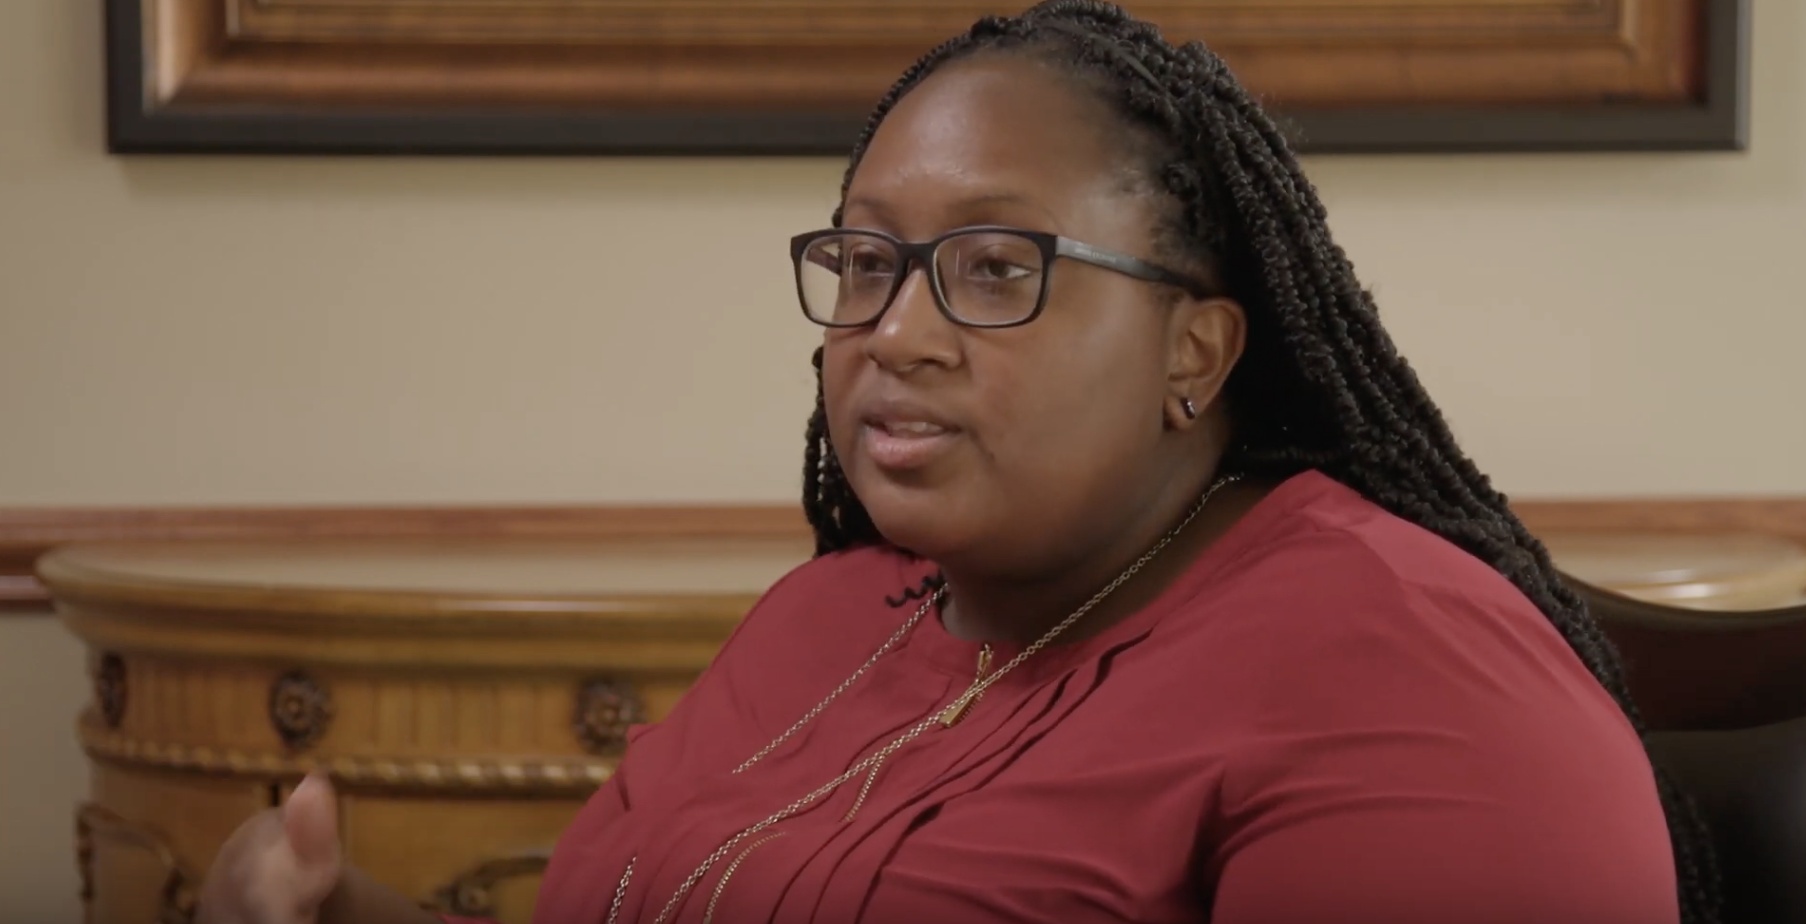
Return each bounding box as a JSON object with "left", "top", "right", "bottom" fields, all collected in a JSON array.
[{"left": 823, "top": 54, "right": 1240, "bottom": 576}]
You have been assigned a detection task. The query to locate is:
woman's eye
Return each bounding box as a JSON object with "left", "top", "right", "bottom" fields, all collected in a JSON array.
[
  {"left": 970, "top": 257, "right": 1033, "bottom": 282},
  {"left": 846, "top": 248, "right": 895, "bottom": 277}
]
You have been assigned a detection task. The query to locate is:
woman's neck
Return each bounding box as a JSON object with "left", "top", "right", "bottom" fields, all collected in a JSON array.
[{"left": 936, "top": 477, "right": 1274, "bottom": 648}]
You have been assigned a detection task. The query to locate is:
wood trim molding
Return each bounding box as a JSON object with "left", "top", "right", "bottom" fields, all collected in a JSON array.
[
  {"left": 6, "top": 497, "right": 1806, "bottom": 613},
  {"left": 1513, "top": 499, "right": 1806, "bottom": 548}
]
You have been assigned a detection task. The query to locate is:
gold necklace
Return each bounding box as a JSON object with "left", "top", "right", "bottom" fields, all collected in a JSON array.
[{"left": 612, "top": 475, "right": 1241, "bottom": 924}]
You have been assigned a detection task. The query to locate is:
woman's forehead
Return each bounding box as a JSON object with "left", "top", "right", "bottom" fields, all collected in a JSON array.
[{"left": 845, "top": 57, "right": 1129, "bottom": 231}]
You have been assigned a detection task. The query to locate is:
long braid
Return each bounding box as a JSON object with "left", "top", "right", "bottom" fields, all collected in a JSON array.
[
  {"left": 799, "top": 3, "right": 1719, "bottom": 918},
  {"left": 803, "top": 346, "right": 877, "bottom": 557}
]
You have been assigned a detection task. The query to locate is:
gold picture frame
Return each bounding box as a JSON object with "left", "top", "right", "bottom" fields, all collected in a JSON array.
[{"left": 105, "top": 0, "right": 1748, "bottom": 154}]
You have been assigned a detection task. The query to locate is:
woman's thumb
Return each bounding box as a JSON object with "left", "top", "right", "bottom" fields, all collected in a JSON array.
[{"left": 283, "top": 772, "right": 342, "bottom": 880}]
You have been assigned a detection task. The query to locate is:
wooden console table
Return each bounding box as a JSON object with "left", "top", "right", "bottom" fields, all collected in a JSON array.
[
  {"left": 40, "top": 528, "right": 1806, "bottom": 924},
  {"left": 40, "top": 537, "right": 810, "bottom": 924}
]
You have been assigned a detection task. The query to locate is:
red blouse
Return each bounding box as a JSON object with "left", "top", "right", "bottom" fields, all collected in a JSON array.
[{"left": 481, "top": 472, "right": 1678, "bottom": 924}]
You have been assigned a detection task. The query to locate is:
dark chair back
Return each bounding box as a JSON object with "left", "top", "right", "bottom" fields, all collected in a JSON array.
[{"left": 1575, "top": 577, "right": 1806, "bottom": 924}]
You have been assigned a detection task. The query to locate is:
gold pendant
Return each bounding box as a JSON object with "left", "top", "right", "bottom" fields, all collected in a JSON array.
[
  {"left": 940, "top": 644, "right": 993, "bottom": 728},
  {"left": 939, "top": 693, "right": 976, "bottom": 727}
]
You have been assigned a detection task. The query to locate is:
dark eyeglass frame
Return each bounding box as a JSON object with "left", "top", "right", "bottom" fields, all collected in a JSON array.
[{"left": 789, "top": 225, "right": 1212, "bottom": 330}]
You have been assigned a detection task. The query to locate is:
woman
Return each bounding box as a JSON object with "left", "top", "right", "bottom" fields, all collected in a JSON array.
[{"left": 197, "top": 3, "right": 1715, "bottom": 923}]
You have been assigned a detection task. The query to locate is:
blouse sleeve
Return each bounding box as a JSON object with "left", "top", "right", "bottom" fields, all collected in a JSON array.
[
  {"left": 1204, "top": 567, "right": 1680, "bottom": 924},
  {"left": 525, "top": 557, "right": 838, "bottom": 920},
  {"left": 550, "top": 556, "right": 823, "bottom": 836}
]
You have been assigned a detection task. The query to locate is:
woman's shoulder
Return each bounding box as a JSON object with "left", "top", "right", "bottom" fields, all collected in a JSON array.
[
  {"left": 1237, "top": 471, "right": 1518, "bottom": 583},
  {"left": 762, "top": 543, "right": 939, "bottom": 606},
  {"left": 1160, "top": 471, "right": 1625, "bottom": 728},
  {"left": 624, "top": 544, "right": 935, "bottom": 774},
  {"left": 1201, "top": 470, "right": 1552, "bottom": 635},
  {"left": 751, "top": 543, "right": 938, "bottom": 620},
  {"left": 724, "top": 543, "right": 938, "bottom": 656},
  {"left": 1158, "top": 475, "right": 1674, "bottom": 923}
]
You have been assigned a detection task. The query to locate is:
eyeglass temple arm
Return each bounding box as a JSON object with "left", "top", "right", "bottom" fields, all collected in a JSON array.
[{"left": 1055, "top": 238, "right": 1210, "bottom": 298}]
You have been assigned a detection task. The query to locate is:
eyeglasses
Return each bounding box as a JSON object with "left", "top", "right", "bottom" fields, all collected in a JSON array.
[{"left": 789, "top": 226, "right": 1211, "bottom": 329}]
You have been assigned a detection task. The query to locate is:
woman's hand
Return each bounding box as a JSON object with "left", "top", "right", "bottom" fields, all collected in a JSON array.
[{"left": 197, "top": 772, "right": 344, "bottom": 924}]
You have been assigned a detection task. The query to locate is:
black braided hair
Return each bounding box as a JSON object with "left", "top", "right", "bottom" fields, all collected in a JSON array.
[{"left": 798, "top": 3, "right": 1719, "bottom": 920}]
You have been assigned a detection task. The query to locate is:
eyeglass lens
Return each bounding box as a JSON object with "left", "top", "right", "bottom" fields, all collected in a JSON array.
[{"left": 798, "top": 231, "right": 1047, "bottom": 327}]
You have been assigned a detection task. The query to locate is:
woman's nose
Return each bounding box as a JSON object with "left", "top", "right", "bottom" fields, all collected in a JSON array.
[{"left": 863, "top": 264, "right": 960, "bottom": 374}]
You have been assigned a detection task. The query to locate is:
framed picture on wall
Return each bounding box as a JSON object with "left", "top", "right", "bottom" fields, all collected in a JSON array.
[{"left": 104, "top": 0, "right": 1749, "bottom": 156}]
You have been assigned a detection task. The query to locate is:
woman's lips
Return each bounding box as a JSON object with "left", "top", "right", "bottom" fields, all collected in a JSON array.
[{"left": 859, "top": 418, "right": 960, "bottom": 471}]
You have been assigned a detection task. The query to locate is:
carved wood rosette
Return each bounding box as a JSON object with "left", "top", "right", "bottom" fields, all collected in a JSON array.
[
  {"left": 268, "top": 670, "right": 334, "bottom": 752},
  {"left": 573, "top": 679, "right": 648, "bottom": 755}
]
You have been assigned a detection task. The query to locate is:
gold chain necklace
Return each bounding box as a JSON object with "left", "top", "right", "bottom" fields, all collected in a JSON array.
[{"left": 611, "top": 474, "right": 1241, "bottom": 924}]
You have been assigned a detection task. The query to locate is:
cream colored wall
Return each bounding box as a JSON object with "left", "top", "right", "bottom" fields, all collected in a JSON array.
[
  {"left": 3, "top": 0, "right": 1802, "bottom": 919},
  {"left": 6, "top": 5, "right": 1805, "bottom": 508},
  {"left": 0, "top": 613, "right": 90, "bottom": 921}
]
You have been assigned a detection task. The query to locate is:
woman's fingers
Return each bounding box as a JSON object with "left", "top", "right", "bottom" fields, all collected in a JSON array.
[{"left": 281, "top": 772, "right": 345, "bottom": 914}]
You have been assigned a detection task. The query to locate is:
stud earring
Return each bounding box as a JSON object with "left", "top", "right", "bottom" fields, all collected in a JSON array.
[{"left": 1180, "top": 397, "right": 1198, "bottom": 420}]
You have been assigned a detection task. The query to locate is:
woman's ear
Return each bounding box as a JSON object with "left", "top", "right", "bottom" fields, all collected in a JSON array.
[{"left": 1164, "top": 296, "right": 1246, "bottom": 430}]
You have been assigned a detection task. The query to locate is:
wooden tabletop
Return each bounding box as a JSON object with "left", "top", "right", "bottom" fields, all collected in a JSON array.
[
  {"left": 39, "top": 537, "right": 818, "bottom": 669},
  {"left": 39, "top": 531, "right": 1806, "bottom": 622},
  {"left": 44, "top": 537, "right": 811, "bottom": 596},
  {"left": 1543, "top": 532, "right": 1806, "bottom": 611},
  {"left": 37, "top": 537, "right": 813, "bottom": 627}
]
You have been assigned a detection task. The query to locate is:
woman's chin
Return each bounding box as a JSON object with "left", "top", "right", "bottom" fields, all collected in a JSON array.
[{"left": 859, "top": 492, "right": 974, "bottom": 561}]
